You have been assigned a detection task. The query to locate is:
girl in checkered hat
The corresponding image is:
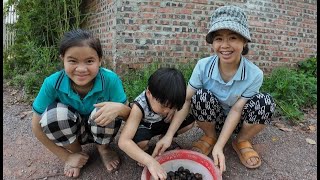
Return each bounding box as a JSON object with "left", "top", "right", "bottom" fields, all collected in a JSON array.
[
  {"left": 164, "top": 5, "right": 276, "bottom": 174},
  {"left": 31, "top": 29, "right": 131, "bottom": 178}
]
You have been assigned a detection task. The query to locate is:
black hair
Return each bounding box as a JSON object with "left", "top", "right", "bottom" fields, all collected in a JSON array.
[
  {"left": 59, "top": 29, "right": 102, "bottom": 58},
  {"left": 147, "top": 68, "right": 186, "bottom": 111},
  {"left": 206, "top": 32, "right": 249, "bottom": 55}
]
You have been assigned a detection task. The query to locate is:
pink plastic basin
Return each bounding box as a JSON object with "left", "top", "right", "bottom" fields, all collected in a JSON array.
[{"left": 141, "top": 149, "right": 222, "bottom": 180}]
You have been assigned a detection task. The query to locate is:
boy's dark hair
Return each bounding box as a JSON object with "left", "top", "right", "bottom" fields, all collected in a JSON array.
[
  {"left": 59, "top": 29, "right": 102, "bottom": 58},
  {"left": 147, "top": 68, "right": 186, "bottom": 111}
]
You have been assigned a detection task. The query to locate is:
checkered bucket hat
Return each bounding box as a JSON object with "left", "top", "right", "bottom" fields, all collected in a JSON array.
[{"left": 206, "top": 5, "right": 251, "bottom": 44}]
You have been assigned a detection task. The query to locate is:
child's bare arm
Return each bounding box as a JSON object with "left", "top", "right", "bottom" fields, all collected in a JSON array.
[
  {"left": 118, "top": 104, "right": 167, "bottom": 179},
  {"left": 118, "top": 104, "right": 151, "bottom": 164}
]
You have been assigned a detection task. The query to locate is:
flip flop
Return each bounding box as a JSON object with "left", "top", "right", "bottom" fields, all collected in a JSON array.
[{"left": 232, "top": 140, "right": 262, "bottom": 169}]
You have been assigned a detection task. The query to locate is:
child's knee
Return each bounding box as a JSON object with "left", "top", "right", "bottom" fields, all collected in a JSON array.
[{"left": 137, "top": 140, "right": 149, "bottom": 151}]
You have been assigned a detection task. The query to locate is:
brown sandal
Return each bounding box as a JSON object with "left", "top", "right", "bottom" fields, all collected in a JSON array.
[
  {"left": 192, "top": 135, "right": 216, "bottom": 156},
  {"left": 232, "top": 140, "right": 262, "bottom": 169}
]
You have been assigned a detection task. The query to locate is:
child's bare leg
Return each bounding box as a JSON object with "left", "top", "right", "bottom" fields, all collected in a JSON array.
[
  {"left": 63, "top": 140, "right": 89, "bottom": 178},
  {"left": 96, "top": 144, "right": 120, "bottom": 172}
]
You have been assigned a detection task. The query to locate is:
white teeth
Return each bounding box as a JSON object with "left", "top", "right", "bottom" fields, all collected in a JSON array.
[{"left": 221, "top": 51, "right": 232, "bottom": 55}]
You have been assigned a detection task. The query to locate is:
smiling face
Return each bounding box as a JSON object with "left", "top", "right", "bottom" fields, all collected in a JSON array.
[
  {"left": 146, "top": 89, "right": 173, "bottom": 117},
  {"left": 212, "top": 29, "right": 247, "bottom": 65},
  {"left": 61, "top": 46, "right": 101, "bottom": 88}
]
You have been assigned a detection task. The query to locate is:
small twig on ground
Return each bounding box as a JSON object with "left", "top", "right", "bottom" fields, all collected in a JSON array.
[
  {"left": 26, "top": 170, "right": 37, "bottom": 179},
  {"left": 30, "top": 173, "right": 65, "bottom": 180}
]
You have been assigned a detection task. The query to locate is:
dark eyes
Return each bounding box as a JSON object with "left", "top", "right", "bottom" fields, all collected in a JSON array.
[
  {"left": 67, "top": 59, "right": 95, "bottom": 63},
  {"left": 213, "top": 36, "right": 238, "bottom": 41}
]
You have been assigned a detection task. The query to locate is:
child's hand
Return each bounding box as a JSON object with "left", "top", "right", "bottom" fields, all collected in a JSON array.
[
  {"left": 65, "top": 152, "right": 89, "bottom": 168},
  {"left": 93, "top": 102, "right": 119, "bottom": 126},
  {"left": 212, "top": 146, "right": 226, "bottom": 174},
  {"left": 152, "top": 135, "right": 172, "bottom": 157},
  {"left": 164, "top": 109, "right": 176, "bottom": 123},
  {"left": 146, "top": 159, "right": 167, "bottom": 180}
]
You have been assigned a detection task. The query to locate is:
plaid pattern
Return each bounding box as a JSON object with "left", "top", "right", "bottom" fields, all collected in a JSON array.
[
  {"left": 190, "top": 89, "right": 276, "bottom": 134},
  {"left": 206, "top": 5, "right": 251, "bottom": 43},
  {"left": 40, "top": 102, "right": 121, "bottom": 146}
]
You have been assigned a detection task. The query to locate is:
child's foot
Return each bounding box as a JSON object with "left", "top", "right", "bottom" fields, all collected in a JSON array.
[
  {"left": 64, "top": 164, "right": 81, "bottom": 178},
  {"left": 63, "top": 152, "right": 89, "bottom": 178},
  {"left": 97, "top": 145, "right": 121, "bottom": 173}
]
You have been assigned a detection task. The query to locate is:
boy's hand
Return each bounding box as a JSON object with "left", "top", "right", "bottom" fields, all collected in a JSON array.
[
  {"left": 164, "top": 109, "right": 176, "bottom": 123},
  {"left": 212, "top": 146, "right": 226, "bottom": 174},
  {"left": 147, "top": 159, "right": 167, "bottom": 180},
  {"left": 152, "top": 135, "right": 173, "bottom": 157}
]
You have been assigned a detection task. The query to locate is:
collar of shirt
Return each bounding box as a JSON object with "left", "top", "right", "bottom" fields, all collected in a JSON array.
[
  {"left": 54, "top": 68, "right": 105, "bottom": 100},
  {"left": 210, "top": 55, "right": 247, "bottom": 85}
]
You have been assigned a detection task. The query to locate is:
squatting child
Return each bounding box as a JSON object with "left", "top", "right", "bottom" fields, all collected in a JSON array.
[
  {"left": 118, "top": 68, "right": 195, "bottom": 180},
  {"left": 31, "top": 29, "right": 131, "bottom": 178}
]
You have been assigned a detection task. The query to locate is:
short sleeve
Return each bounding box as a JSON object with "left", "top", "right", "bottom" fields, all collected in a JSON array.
[
  {"left": 188, "top": 61, "right": 203, "bottom": 90},
  {"left": 241, "top": 72, "right": 263, "bottom": 98},
  {"left": 32, "top": 78, "right": 57, "bottom": 115},
  {"left": 109, "top": 75, "right": 127, "bottom": 104}
]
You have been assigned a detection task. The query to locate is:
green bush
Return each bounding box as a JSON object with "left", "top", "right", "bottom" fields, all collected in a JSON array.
[
  {"left": 3, "top": 0, "right": 85, "bottom": 101},
  {"left": 297, "top": 56, "right": 317, "bottom": 78},
  {"left": 261, "top": 61, "right": 317, "bottom": 123}
]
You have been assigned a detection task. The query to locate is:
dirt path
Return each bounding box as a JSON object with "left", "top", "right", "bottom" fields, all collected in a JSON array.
[{"left": 3, "top": 84, "right": 317, "bottom": 180}]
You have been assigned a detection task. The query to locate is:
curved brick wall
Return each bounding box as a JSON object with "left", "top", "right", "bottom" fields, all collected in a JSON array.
[{"left": 82, "top": 0, "right": 317, "bottom": 75}]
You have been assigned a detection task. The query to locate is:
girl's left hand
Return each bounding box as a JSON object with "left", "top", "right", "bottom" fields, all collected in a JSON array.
[
  {"left": 93, "top": 102, "right": 120, "bottom": 126},
  {"left": 164, "top": 109, "right": 176, "bottom": 123},
  {"left": 212, "top": 146, "right": 226, "bottom": 174}
]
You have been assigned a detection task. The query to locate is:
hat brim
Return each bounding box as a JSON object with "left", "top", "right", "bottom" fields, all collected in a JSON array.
[{"left": 205, "top": 21, "right": 251, "bottom": 44}]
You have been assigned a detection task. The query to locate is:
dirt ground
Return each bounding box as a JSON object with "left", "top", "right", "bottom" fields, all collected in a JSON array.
[{"left": 3, "top": 83, "right": 317, "bottom": 180}]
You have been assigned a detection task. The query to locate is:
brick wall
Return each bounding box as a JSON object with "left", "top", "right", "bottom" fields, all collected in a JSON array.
[{"left": 82, "top": 0, "right": 317, "bottom": 75}]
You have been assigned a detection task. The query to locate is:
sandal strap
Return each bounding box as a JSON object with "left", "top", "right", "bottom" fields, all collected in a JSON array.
[
  {"left": 199, "top": 135, "right": 216, "bottom": 146},
  {"left": 193, "top": 141, "right": 210, "bottom": 153},
  {"left": 241, "top": 151, "right": 260, "bottom": 161},
  {"left": 237, "top": 141, "right": 253, "bottom": 150},
  {"left": 192, "top": 135, "right": 216, "bottom": 155}
]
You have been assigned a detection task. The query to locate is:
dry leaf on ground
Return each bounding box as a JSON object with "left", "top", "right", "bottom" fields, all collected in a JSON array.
[
  {"left": 308, "top": 125, "right": 316, "bottom": 132},
  {"left": 274, "top": 123, "right": 285, "bottom": 128},
  {"left": 306, "top": 138, "right": 316, "bottom": 145},
  {"left": 18, "top": 110, "right": 33, "bottom": 119},
  {"left": 272, "top": 137, "right": 279, "bottom": 142},
  {"left": 279, "top": 127, "right": 292, "bottom": 132}
]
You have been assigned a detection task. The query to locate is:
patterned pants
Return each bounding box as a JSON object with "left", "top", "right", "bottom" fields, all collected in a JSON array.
[
  {"left": 39, "top": 102, "right": 122, "bottom": 146},
  {"left": 190, "top": 89, "right": 276, "bottom": 134}
]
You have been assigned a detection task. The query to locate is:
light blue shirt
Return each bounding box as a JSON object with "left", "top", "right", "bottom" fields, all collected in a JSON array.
[
  {"left": 189, "top": 55, "right": 263, "bottom": 114},
  {"left": 32, "top": 67, "right": 127, "bottom": 116}
]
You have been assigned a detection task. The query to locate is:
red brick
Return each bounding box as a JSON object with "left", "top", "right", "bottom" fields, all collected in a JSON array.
[{"left": 82, "top": 0, "right": 317, "bottom": 75}]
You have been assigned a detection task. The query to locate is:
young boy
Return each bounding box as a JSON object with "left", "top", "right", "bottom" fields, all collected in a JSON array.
[{"left": 118, "top": 67, "right": 194, "bottom": 180}]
